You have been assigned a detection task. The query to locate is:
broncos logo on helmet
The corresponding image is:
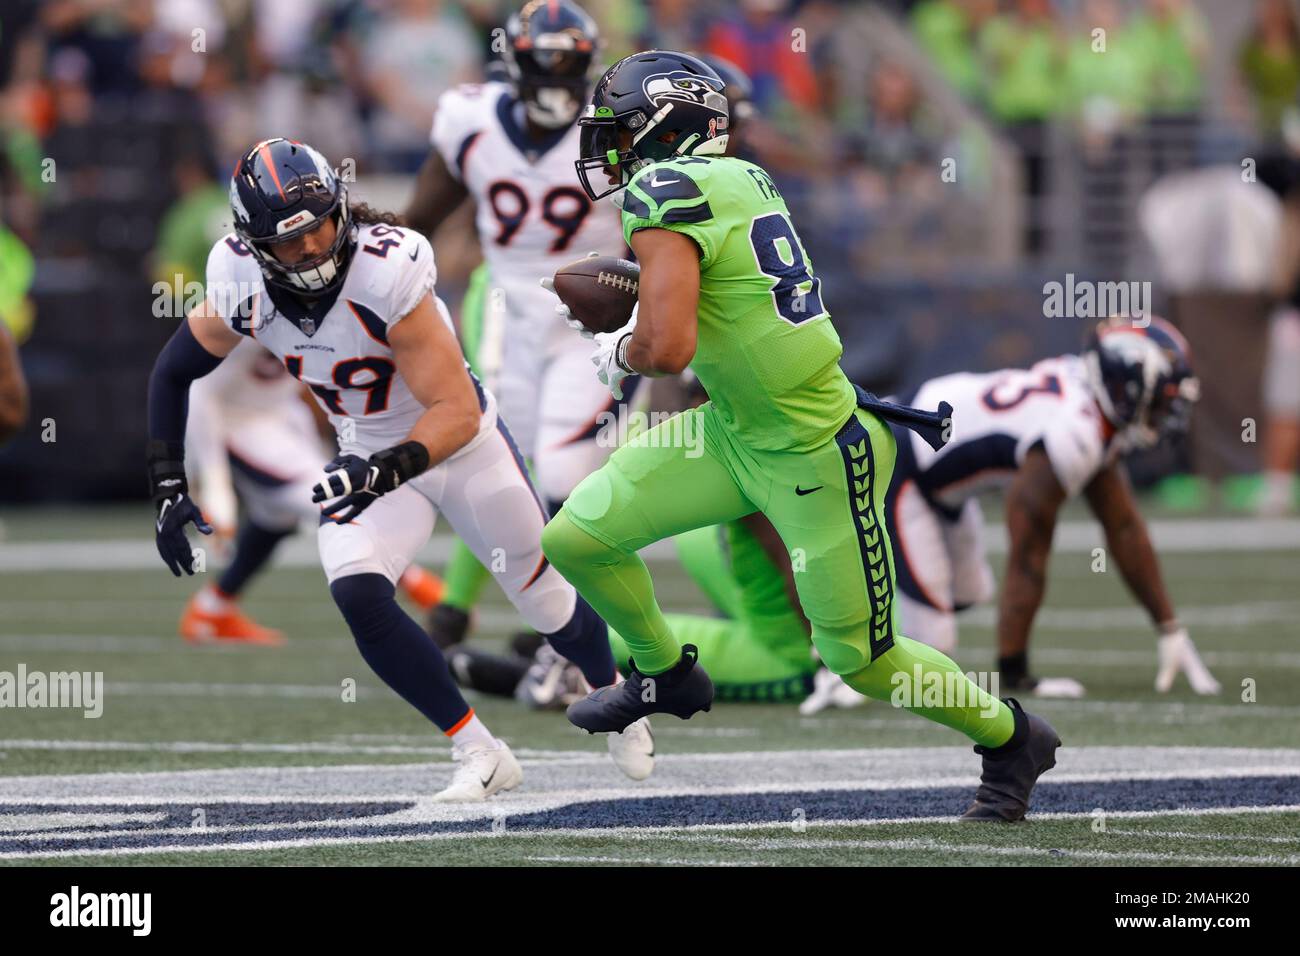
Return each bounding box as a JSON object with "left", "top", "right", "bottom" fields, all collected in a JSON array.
[
  {"left": 229, "top": 138, "right": 355, "bottom": 300},
  {"left": 1085, "top": 316, "right": 1200, "bottom": 450}
]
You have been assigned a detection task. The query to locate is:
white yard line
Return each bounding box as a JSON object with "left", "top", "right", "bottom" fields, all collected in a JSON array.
[
  {"left": 637, "top": 833, "right": 1300, "bottom": 865},
  {"left": 2, "top": 518, "right": 1298, "bottom": 573},
  {"left": 1106, "top": 828, "right": 1300, "bottom": 844},
  {"left": 3, "top": 804, "right": 1298, "bottom": 861}
]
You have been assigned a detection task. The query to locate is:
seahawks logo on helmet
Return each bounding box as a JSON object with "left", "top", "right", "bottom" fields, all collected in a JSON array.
[{"left": 642, "top": 71, "right": 728, "bottom": 113}]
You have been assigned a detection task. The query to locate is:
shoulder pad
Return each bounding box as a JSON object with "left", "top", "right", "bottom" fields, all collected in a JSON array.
[{"left": 623, "top": 161, "right": 714, "bottom": 225}]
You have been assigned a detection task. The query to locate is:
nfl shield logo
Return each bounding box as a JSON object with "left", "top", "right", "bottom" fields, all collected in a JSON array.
[{"left": 301, "top": 317, "right": 316, "bottom": 336}]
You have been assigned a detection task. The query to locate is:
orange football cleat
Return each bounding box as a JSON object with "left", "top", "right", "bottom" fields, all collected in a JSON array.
[
  {"left": 179, "top": 594, "right": 286, "bottom": 646},
  {"left": 398, "top": 565, "right": 445, "bottom": 611}
]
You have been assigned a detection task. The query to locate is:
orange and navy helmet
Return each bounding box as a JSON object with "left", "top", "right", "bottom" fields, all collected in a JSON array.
[
  {"left": 229, "top": 138, "right": 354, "bottom": 298},
  {"left": 1085, "top": 315, "right": 1199, "bottom": 449},
  {"left": 502, "top": 0, "right": 600, "bottom": 130}
]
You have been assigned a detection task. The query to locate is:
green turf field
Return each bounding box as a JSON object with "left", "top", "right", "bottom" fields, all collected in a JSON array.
[{"left": 1, "top": 505, "right": 1297, "bottom": 866}]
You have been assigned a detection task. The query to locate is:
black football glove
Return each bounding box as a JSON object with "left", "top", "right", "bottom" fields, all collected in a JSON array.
[
  {"left": 312, "top": 442, "right": 430, "bottom": 524},
  {"left": 147, "top": 440, "right": 212, "bottom": 576}
]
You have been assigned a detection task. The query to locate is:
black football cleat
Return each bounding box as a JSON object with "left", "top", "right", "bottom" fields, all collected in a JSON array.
[
  {"left": 961, "top": 698, "right": 1061, "bottom": 822},
  {"left": 427, "top": 604, "right": 470, "bottom": 650},
  {"left": 566, "top": 644, "right": 714, "bottom": 733}
]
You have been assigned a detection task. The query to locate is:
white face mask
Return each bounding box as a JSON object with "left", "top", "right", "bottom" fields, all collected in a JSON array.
[
  {"left": 285, "top": 254, "right": 339, "bottom": 293},
  {"left": 526, "top": 86, "right": 581, "bottom": 129}
]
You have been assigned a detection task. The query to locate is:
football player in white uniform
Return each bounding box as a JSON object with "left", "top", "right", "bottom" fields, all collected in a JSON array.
[
  {"left": 805, "top": 316, "right": 1218, "bottom": 711},
  {"left": 178, "top": 338, "right": 444, "bottom": 644},
  {"left": 145, "top": 138, "right": 653, "bottom": 799},
  {"left": 404, "top": 0, "right": 634, "bottom": 651}
]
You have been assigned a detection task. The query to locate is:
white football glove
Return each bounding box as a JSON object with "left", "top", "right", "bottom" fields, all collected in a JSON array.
[
  {"left": 591, "top": 311, "right": 638, "bottom": 401},
  {"left": 1155, "top": 626, "right": 1221, "bottom": 695},
  {"left": 540, "top": 251, "right": 600, "bottom": 339}
]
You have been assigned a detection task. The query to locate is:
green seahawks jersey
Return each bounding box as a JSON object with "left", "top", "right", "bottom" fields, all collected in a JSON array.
[{"left": 620, "top": 156, "right": 855, "bottom": 452}]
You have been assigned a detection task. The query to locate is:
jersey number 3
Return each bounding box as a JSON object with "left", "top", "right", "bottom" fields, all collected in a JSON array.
[
  {"left": 749, "top": 212, "right": 826, "bottom": 325},
  {"left": 980, "top": 371, "right": 1062, "bottom": 411}
]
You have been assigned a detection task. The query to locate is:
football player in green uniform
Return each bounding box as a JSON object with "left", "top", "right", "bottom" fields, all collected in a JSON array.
[{"left": 540, "top": 51, "right": 1062, "bottom": 821}]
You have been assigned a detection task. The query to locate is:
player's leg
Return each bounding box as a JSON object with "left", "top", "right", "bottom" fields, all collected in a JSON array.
[
  {"left": 542, "top": 404, "right": 755, "bottom": 674},
  {"left": 430, "top": 269, "right": 524, "bottom": 642},
  {"left": 758, "top": 407, "right": 1059, "bottom": 820},
  {"left": 657, "top": 522, "right": 814, "bottom": 700},
  {"left": 543, "top": 405, "right": 758, "bottom": 732},
  {"left": 757, "top": 409, "right": 1013, "bottom": 741},
  {"left": 534, "top": 336, "right": 648, "bottom": 512},
  {"left": 943, "top": 498, "right": 1079, "bottom": 697},
  {"left": 319, "top": 478, "right": 520, "bottom": 801},
  {"left": 673, "top": 524, "right": 745, "bottom": 619},
  {"left": 886, "top": 477, "right": 959, "bottom": 655},
  {"left": 802, "top": 449, "right": 957, "bottom": 713},
  {"left": 180, "top": 419, "right": 317, "bottom": 644},
  {"left": 430, "top": 416, "right": 619, "bottom": 692},
  {"left": 609, "top": 612, "right": 814, "bottom": 702}
]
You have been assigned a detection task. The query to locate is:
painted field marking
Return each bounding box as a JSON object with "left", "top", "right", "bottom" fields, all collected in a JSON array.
[
  {"left": 2, "top": 517, "right": 1298, "bottom": 573},
  {"left": 3, "top": 804, "right": 1298, "bottom": 862}
]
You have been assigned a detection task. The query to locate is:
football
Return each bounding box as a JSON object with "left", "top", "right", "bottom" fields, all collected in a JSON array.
[{"left": 551, "top": 254, "right": 640, "bottom": 334}]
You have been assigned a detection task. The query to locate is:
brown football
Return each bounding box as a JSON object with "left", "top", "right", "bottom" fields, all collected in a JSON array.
[{"left": 551, "top": 255, "right": 640, "bottom": 335}]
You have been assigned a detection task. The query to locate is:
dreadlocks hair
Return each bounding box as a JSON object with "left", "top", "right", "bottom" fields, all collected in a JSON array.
[{"left": 349, "top": 202, "right": 407, "bottom": 228}]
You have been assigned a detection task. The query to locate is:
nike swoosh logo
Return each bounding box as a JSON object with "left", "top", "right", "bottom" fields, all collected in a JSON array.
[
  {"left": 649, "top": 175, "right": 679, "bottom": 187},
  {"left": 795, "top": 485, "right": 823, "bottom": 496},
  {"left": 479, "top": 766, "right": 497, "bottom": 789},
  {"left": 156, "top": 497, "right": 174, "bottom": 532},
  {"left": 408, "top": 248, "right": 419, "bottom": 261}
]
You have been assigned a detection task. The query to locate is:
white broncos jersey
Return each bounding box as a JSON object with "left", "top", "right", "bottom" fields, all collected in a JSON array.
[
  {"left": 204, "top": 223, "right": 492, "bottom": 456},
  {"left": 191, "top": 338, "right": 303, "bottom": 417},
  {"left": 904, "top": 355, "right": 1116, "bottom": 509},
  {"left": 430, "top": 81, "right": 625, "bottom": 327}
]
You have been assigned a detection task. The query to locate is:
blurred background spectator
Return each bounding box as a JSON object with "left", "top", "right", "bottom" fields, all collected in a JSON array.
[
  {"left": 0, "top": 0, "right": 1297, "bottom": 514},
  {"left": 1238, "top": 0, "right": 1300, "bottom": 143}
]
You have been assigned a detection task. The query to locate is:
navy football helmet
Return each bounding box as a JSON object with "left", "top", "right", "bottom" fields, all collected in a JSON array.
[
  {"left": 1085, "top": 316, "right": 1199, "bottom": 449},
  {"left": 502, "top": 0, "right": 599, "bottom": 130},
  {"left": 229, "top": 138, "right": 354, "bottom": 298},
  {"left": 575, "top": 50, "right": 729, "bottom": 201},
  {"left": 697, "top": 54, "right": 754, "bottom": 157}
]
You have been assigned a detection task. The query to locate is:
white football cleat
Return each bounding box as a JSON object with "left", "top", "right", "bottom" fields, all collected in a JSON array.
[
  {"left": 607, "top": 716, "right": 655, "bottom": 781},
  {"left": 1155, "top": 629, "right": 1221, "bottom": 695},
  {"left": 515, "top": 643, "right": 586, "bottom": 711},
  {"left": 799, "top": 667, "right": 866, "bottom": 716},
  {"left": 432, "top": 739, "right": 523, "bottom": 803},
  {"left": 1031, "top": 676, "right": 1086, "bottom": 698}
]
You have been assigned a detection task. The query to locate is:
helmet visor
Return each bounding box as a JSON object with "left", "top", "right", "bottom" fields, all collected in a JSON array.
[{"left": 575, "top": 110, "right": 634, "bottom": 201}]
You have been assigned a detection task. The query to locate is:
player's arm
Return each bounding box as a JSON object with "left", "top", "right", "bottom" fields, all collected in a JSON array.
[
  {"left": 623, "top": 227, "right": 699, "bottom": 376},
  {"left": 389, "top": 293, "right": 481, "bottom": 461},
  {"left": 1082, "top": 460, "right": 1175, "bottom": 626},
  {"left": 0, "top": 323, "right": 29, "bottom": 444},
  {"left": 313, "top": 293, "right": 480, "bottom": 524},
  {"left": 403, "top": 149, "right": 469, "bottom": 238},
  {"left": 146, "top": 300, "right": 242, "bottom": 575},
  {"left": 740, "top": 512, "right": 812, "bottom": 637},
  {"left": 997, "top": 446, "right": 1067, "bottom": 656},
  {"left": 1082, "top": 456, "right": 1220, "bottom": 693}
]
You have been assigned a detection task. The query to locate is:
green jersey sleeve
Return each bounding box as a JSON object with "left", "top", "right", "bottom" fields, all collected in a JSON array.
[{"left": 620, "top": 161, "right": 724, "bottom": 267}]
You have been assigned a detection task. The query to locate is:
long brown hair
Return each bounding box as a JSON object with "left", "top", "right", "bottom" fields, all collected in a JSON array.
[{"left": 349, "top": 202, "right": 407, "bottom": 228}]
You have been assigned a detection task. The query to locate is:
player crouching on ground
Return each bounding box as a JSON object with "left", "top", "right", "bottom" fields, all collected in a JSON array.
[
  {"left": 807, "top": 316, "right": 1219, "bottom": 709},
  {"left": 539, "top": 51, "right": 1061, "bottom": 821},
  {"left": 145, "top": 138, "right": 652, "bottom": 800}
]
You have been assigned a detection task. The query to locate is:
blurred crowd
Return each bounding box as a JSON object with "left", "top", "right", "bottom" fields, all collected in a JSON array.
[{"left": 3, "top": 0, "right": 1300, "bottom": 506}]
